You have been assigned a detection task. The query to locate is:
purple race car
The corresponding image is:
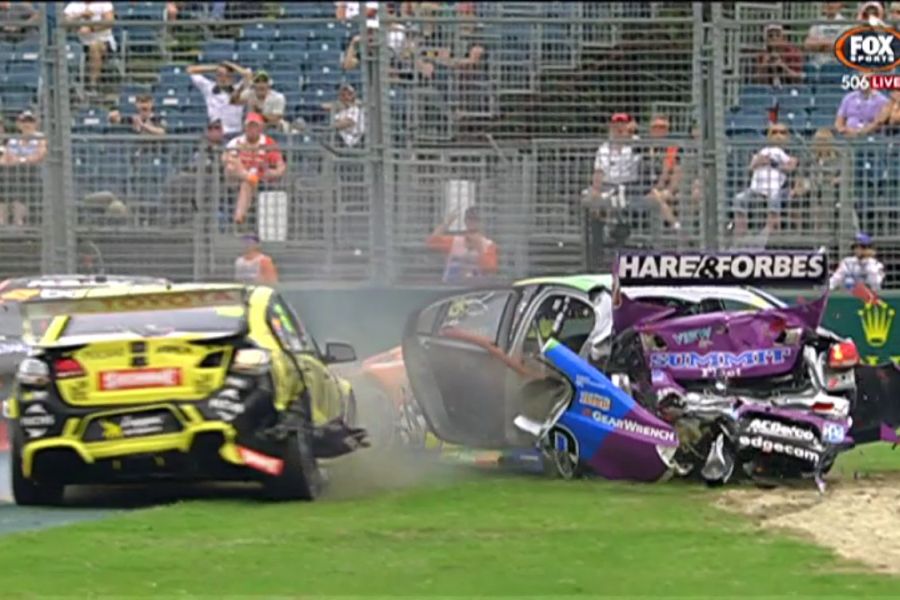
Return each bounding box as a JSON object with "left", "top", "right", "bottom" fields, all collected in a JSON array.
[{"left": 403, "top": 251, "right": 868, "bottom": 489}]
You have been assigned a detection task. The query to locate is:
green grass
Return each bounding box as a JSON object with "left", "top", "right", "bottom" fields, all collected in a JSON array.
[{"left": 0, "top": 456, "right": 897, "bottom": 598}]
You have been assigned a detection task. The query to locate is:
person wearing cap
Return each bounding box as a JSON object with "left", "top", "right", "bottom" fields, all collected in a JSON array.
[
  {"left": 830, "top": 233, "right": 885, "bottom": 291},
  {"left": 587, "top": 112, "right": 642, "bottom": 203},
  {"left": 235, "top": 233, "right": 279, "bottom": 285},
  {"left": 232, "top": 71, "right": 286, "bottom": 132},
  {"left": 858, "top": 1, "right": 886, "bottom": 24},
  {"left": 0, "top": 110, "right": 46, "bottom": 226},
  {"left": 426, "top": 206, "right": 498, "bottom": 284},
  {"left": 755, "top": 23, "right": 802, "bottom": 86},
  {"left": 223, "top": 112, "right": 286, "bottom": 225}
]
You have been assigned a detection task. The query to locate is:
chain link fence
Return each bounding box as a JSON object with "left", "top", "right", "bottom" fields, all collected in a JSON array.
[{"left": 1, "top": 2, "right": 897, "bottom": 287}]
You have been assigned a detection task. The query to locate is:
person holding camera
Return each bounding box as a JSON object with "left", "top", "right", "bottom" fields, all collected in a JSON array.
[
  {"left": 732, "top": 122, "right": 798, "bottom": 239},
  {"left": 755, "top": 23, "right": 803, "bottom": 87}
]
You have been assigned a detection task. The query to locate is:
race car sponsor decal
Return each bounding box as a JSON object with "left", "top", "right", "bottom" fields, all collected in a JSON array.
[
  {"left": 22, "top": 289, "right": 244, "bottom": 319},
  {"left": 237, "top": 445, "right": 284, "bottom": 476},
  {"left": 82, "top": 410, "right": 180, "bottom": 441},
  {"left": 745, "top": 418, "right": 816, "bottom": 443},
  {"left": 651, "top": 369, "right": 667, "bottom": 384},
  {"left": 579, "top": 391, "right": 611, "bottom": 411},
  {"left": 591, "top": 411, "right": 677, "bottom": 444},
  {"left": 155, "top": 344, "right": 193, "bottom": 355},
  {"left": 821, "top": 422, "right": 846, "bottom": 444},
  {"left": 98, "top": 367, "right": 182, "bottom": 391},
  {"left": 0, "top": 341, "right": 29, "bottom": 355},
  {"left": 20, "top": 403, "right": 55, "bottom": 438},
  {"left": 209, "top": 389, "right": 245, "bottom": 421},
  {"left": 616, "top": 252, "right": 827, "bottom": 287},
  {"left": 649, "top": 349, "right": 791, "bottom": 373},
  {"left": 738, "top": 434, "right": 821, "bottom": 465},
  {"left": 672, "top": 326, "right": 712, "bottom": 346}
]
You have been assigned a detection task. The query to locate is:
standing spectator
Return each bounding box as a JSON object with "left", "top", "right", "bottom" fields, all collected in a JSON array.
[
  {"left": 0, "top": 110, "right": 46, "bottom": 226},
  {"left": 835, "top": 77, "right": 889, "bottom": 136},
  {"left": 732, "top": 122, "right": 798, "bottom": 238},
  {"left": 232, "top": 71, "right": 286, "bottom": 132},
  {"left": 223, "top": 113, "right": 286, "bottom": 225},
  {"left": 586, "top": 113, "right": 642, "bottom": 204},
  {"left": 63, "top": 1, "right": 116, "bottom": 93},
  {"left": 163, "top": 118, "right": 228, "bottom": 226},
  {"left": 326, "top": 83, "right": 366, "bottom": 148},
  {"left": 0, "top": 2, "right": 38, "bottom": 43},
  {"left": 234, "top": 233, "right": 279, "bottom": 285},
  {"left": 788, "top": 128, "right": 843, "bottom": 234},
  {"left": 643, "top": 115, "right": 683, "bottom": 230},
  {"left": 829, "top": 232, "right": 885, "bottom": 292},
  {"left": 427, "top": 207, "right": 498, "bottom": 284},
  {"left": 108, "top": 94, "right": 166, "bottom": 136},
  {"left": 187, "top": 61, "right": 248, "bottom": 138},
  {"left": 755, "top": 24, "right": 803, "bottom": 86},
  {"left": 804, "top": 3, "right": 849, "bottom": 68}
]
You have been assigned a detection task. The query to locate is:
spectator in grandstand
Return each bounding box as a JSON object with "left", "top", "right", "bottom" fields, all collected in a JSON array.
[
  {"left": 643, "top": 115, "right": 683, "bottom": 230},
  {"left": 804, "top": 3, "right": 850, "bottom": 68},
  {"left": 337, "top": 1, "right": 378, "bottom": 24},
  {"left": 187, "top": 61, "right": 248, "bottom": 138},
  {"left": 427, "top": 207, "right": 498, "bottom": 285},
  {"left": 235, "top": 233, "right": 279, "bottom": 285},
  {"left": 858, "top": 0, "right": 887, "bottom": 25},
  {"left": 755, "top": 24, "right": 803, "bottom": 87},
  {"left": 63, "top": 1, "right": 116, "bottom": 94},
  {"left": 162, "top": 118, "right": 228, "bottom": 226},
  {"left": 223, "top": 113, "right": 286, "bottom": 225},
  {"left": 326, "top": 83, "right": 366, "bottom": 148},
  {"left": 834, "top": 75, "right": 889, "bottom": 136},
  {"left": 732, "top": 122, "right": 798, "bottom": 238},
  {"left": 0, "top": 110, "right": 45, "bottom": 227},
  {"left": 0, "top": 1, "right": 38, "bottom": 43},
  {"left": 108, "top": 94, "right": 166, "bottom": 136},
  {"left": 586, "top": 113, "right": 642, "bottom": 205},
  {"left": 890, "top": 1, "right": 900, "bottom": 22},
  {"left": 788, "top": 128, "right": 842, "bottom": 234},
  {"left": 829, "top": 232, "right": 885, "bottom": 292},
  {"left": 856, "top": 90, "right": 900, "bottom": 135},
  {"left": 231, "top": 71, "right": 286, "bottom": 132}
]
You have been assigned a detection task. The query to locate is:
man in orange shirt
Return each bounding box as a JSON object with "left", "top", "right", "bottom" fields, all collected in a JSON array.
[
  {"left": 234, "top": 234, "right": 279, "bottom": 284},
  {"left": 426, "top": 207, "right": 498, "bottom": 284}
]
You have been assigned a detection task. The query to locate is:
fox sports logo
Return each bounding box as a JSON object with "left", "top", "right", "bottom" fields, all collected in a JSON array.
[{"left": 835, "top": 27, "right": 900, "bottom": 71}]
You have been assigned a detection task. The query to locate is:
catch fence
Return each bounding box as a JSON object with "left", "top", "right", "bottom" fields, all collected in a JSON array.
[{"left": 1, "top": 2, "right": 897, "bottom": 286}]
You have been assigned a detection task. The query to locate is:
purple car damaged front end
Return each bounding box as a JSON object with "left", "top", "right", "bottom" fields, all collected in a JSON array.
[{"left": 608, "top": 251, "right": 856, "bottom": 488}]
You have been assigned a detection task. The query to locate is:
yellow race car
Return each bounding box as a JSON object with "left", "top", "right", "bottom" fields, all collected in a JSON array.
[{"left": 5, "top": 283, "right": 366, "bottom": 505}]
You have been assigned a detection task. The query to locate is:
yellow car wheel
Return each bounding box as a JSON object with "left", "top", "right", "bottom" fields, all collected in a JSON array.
[
  {"left": 264, "top": 395, "right": 323, "bottom": 501},
  {"left": 11, "top": 427, "right": 64, "bottom": 506}
]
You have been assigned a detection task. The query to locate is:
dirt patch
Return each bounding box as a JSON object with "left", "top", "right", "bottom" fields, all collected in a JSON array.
[{"left": 717, "top": 473, "right": 900, "bottom": 574}]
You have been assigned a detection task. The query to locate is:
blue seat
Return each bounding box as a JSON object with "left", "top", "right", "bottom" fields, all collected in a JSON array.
[
  {"left": 12, "top": 41, "right": 40, "bottom": 62},
  {"left": 125, "top": 27, "right": 160, "bottom": 44},
  {"left": 6, "top": 61, "right": 39, "bottom": 76},
  {"left": 738, "top": 84, "right": 775, "bottom": 109},
  {"left": 237, "top": 40, "right": 271, "bottom": 54},
  {"left": 281, "top": 2, "right": 331, "bottom": 18},
  {"left": 155, "top": 89, "right": 193, "bottom": 109},
  {"left": 776, "top": 87, "right": 813, "bottom": 113},
  {"left": 277, "top": 24, "right": 312, "bottom": 42},
  {"left": 0, "top": 41, "right": 13, "bottom": 62},
  {"left": 5, "top": 71, "right": 40, "bottom": 91},
  {"left": 157, "top": 70, "right": 192, "bottom": 90},
  {"left": 200, "top": 39, "right": 235, "bottom": 63},
  {"left": 811, "top": 90, "right": 844, "bottom": 113},
  {"left": 123, "top": 2, "right": 165, "bottom": 19},
  {"left": 241, "top": 24, "right": 279, "bottom": 41},
  {"left": 726, "top": 110, "right": 768, "bottom": 136},
  {"left": 65, "top": 42, "right": 84, "bottom": 63},
  {"left": 73, "top": 108, "right": 109, "bottom": 132},
  {"left": 272, "top": 41, "right": 307, "bottom": 62}
]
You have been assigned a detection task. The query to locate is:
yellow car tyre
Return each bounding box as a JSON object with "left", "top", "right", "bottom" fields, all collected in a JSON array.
[
  {"left": 263, "top": 394, "right": 323, "bottom": 501},
  {"left": 11, "top": 426, "right": 64, "bottom": 506}
]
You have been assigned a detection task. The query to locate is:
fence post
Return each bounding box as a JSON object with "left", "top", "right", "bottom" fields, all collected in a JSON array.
[
  {"left": 707, "top": 3, "right": 727, "bottom": 251},
  {"left": 43, "top": 2, "right": 77, "bottom": 274}
]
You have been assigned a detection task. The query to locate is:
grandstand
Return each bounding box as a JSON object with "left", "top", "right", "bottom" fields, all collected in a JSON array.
[{"left": 0, "top": 2, "right": 897, "bottom": 286}]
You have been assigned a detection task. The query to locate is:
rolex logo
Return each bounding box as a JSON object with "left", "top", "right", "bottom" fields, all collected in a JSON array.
[{"left": 859, "top": 300, "right": 895, "bottom": 348}]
